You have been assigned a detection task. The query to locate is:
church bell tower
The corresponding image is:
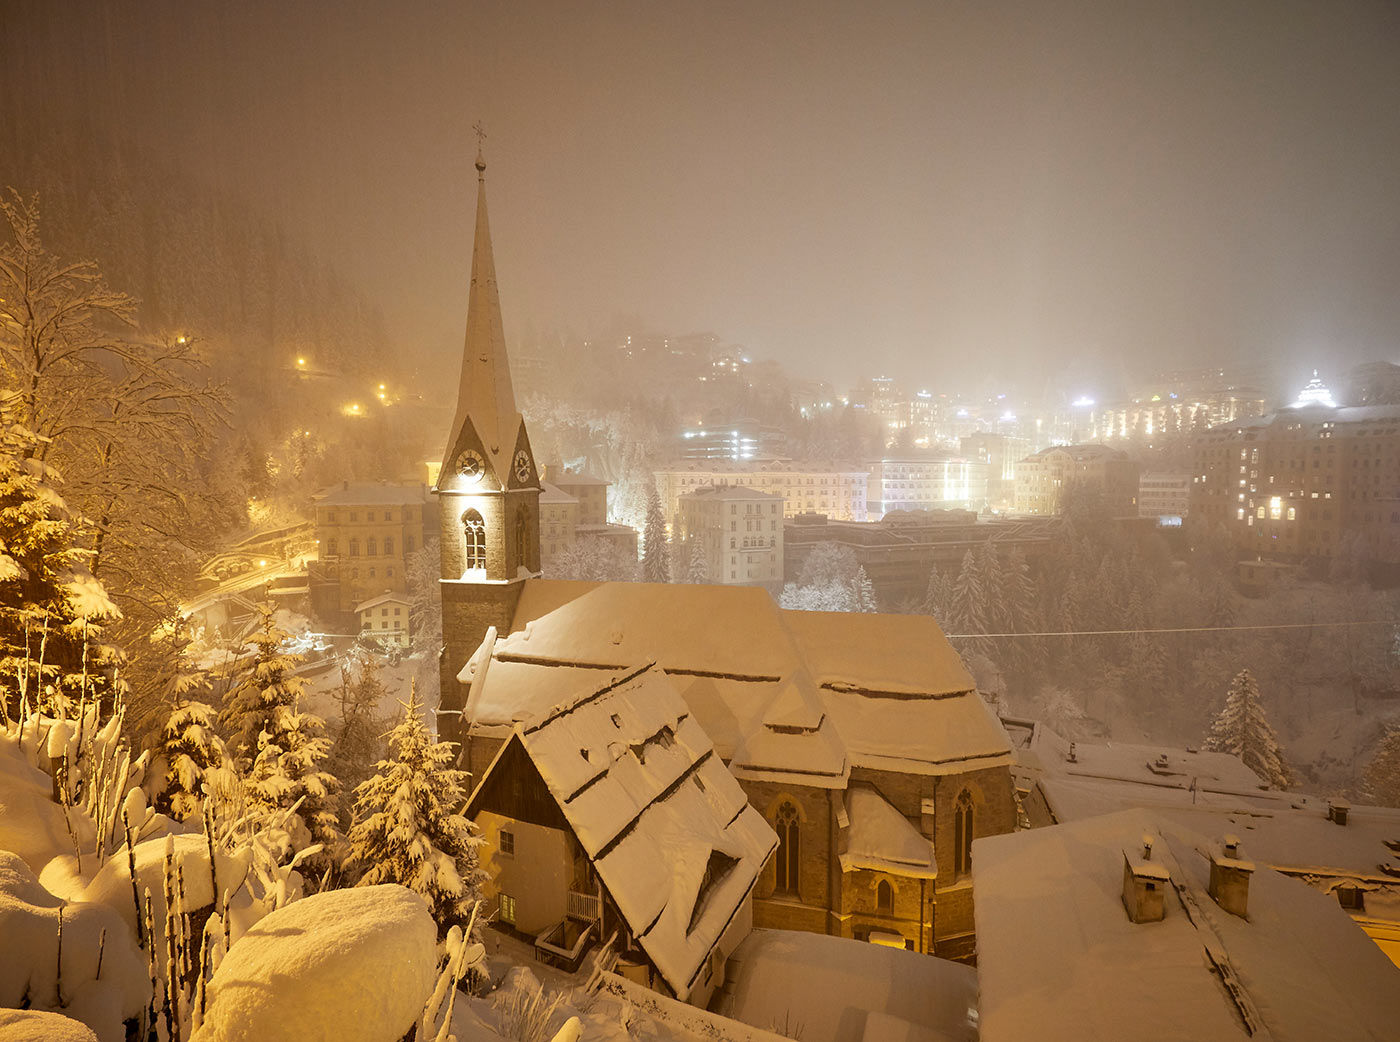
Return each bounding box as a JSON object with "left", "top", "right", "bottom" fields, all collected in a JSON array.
[{"left": 434, "top": 148, "right": 540, "bottom": 735}]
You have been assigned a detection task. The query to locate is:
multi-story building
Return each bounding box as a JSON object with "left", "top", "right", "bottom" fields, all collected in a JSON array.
[
  {"left": 677, "top": 417, "right": 787, "bottom": 461},
  {"left": 547, "top": 469, "right": 609, "bottom": 525},
  {"left": 867, "top": 456, "right": 989, "bottom": 517},
  {"left": 1014, "top": 445, "right": 1140, "bottom": 517},
  {"left": 785, "top": 511, "right": 1061, "bottom": 606},
  {"left": 539, "top": 482, "right": 579, "bottom": 563},
  {"left": 677, "top": 484, "right": 783, "bottom": 589},
  {"left": 1190, "top": 400, "right": 1400, "bottom": 573},
  {"left": 310, "top": 482, "right": 436, "bottom": 626},
  {"left": 1138, "top": 472, "right": 1192, "bottom": 520},
  {"left": 959, "top": 434, "right": 1031, "bottom": 512},
  {"left": 655, "top": 460, "right": 869, "bottom": 524}
]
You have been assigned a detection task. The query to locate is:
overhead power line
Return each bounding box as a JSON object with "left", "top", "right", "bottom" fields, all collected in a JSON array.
[{"left": 944, "top": 619, "right": 1397, "bottom": 639}]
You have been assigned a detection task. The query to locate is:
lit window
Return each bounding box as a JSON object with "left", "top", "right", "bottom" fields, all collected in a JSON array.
[{"left": 499, "top": 893, "right": 516, "bottom": 924}]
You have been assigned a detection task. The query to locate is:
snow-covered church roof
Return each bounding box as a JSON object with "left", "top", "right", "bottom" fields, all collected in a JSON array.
[
  {"left": 468, "top": 663, "right": 777, "bottom": 1001},
  {"left": 459, "top": 580, "right": 1011, "bottom": 782}
]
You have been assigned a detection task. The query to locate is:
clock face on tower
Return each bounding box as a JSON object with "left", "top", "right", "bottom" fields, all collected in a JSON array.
[
  {"left": 513, "top": 450, "right": 532, "bottom": 483},
  {"left": 455, "top": 450, "right": 484, "bottom": 482}
]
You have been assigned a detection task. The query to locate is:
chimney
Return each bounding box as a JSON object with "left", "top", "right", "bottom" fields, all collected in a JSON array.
[
  {"left": 1067, "top": 741, "right": 1077, "bottom": 763},
  {"left": 1207, "top": 834, "right": 1254, "bottom": 919},
  {"left": 1327, "top": 797, "right": 1350, "bottom": 826},
  {"left": 1122, "top": 835, "right": 1169, "bottom": 923}
]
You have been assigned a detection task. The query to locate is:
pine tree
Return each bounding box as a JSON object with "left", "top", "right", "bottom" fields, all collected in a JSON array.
[
  {"left": 949, "top": 549, "right": 990, "bottom": 657},
  {"left": 1204, "top": 669, "right": 1289, "bottom": 788},
  {"left": 221, "top": 602, "right": 305, "bottom": 764},
  {"left": 685, "top": 537, "right": 709, "bottom": 583},
  {"left": 976, "top": 540, "right": 1007, "bottom": 635},
  {"left": 641, "top": 481, "right": 670, "bottom": 583},
  {"left": 1362, "top": 723, "right": 1400, "bottom": 808},
  {"left": 346, "top": 690, "right": 484, "bottom": 934},
  {"left": 153, "top": 699, "right": 230, "bottom": 821},
  {"left": 924, "top": 565, "right": 951, "bottom": 626},
  {"left": 851, "top": 566, "right": 877, "bottom": 613},
  {"left": 245, "top": 704, "right": 343, "bottom": 881}
]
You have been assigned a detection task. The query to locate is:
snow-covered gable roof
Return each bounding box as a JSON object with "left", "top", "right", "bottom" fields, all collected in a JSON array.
[
  {"left": 538, "top": 481, "right": 578, "bottom": 505},
  {"left": 494, "top": 663, "right": 778, "bottom": 1000},
  {"left": 353, "top": 592, "right": 410, "bottom": 614},
  {"left": 317, "top": 482, "right": 429, "bottom": 506},
  {"left": 841, "top": 785, "right": 937, "bottom": 878},
  {"left": 974, "top": 809, "right": 1400, "bottom": 1042},
  {"left": 1027, "top": 728, "right": 1400, "bottom": 880},
  {"left": 465, "top": 580, "right": 1008, "bottom": 781}
]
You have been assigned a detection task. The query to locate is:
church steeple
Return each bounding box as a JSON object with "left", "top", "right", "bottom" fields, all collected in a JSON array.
[
  {"left": 434, "top": 146, "right": 541, "bottom": 736},
  {"left": 439, "top": 150, "right": 531, "bottom": 486}
]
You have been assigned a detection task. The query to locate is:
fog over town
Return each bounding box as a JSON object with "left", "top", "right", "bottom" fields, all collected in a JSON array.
[{"left": 1, "top": 4, "right": 1398, "bottom": 1042}]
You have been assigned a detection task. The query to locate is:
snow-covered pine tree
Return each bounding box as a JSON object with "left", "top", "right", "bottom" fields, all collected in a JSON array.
[
  {"left": 346, "top": 689, "right": 483, "bottom": 934},
  {"left": 244, "top": 703, "right": 343, "bottom": 882},
  {"left": 221, "top": 602, "right": 305, "bottom": 764},
  {"left": 949, "top": 548, "right": 990, "bottom": 657},
  {"left": 0, "top": 398, "right": 120, "bottom": 720},
  {"left": 685, "top": 537, "right": 709, "bottom": 583},
  {"left": 851, "top": 566, "right": 877, "bottom": 613},
  {"left": 153, "top": 699, "right": 230, "bottom": 822},
  {"left": 1203, "top": 669, "right": 1289, "bottom": 788},
  {"left": 924, "top": 565, "right": 951, "bottom": 627},
  {"left": 976, "top": 540, "right": 1007, "bottom": 635},
  {"left": 641, "top": 481, "right": 670, "bottom": 583},
  {"left": 1362, "top": 723, "right": 1400, "bottom": 808}
]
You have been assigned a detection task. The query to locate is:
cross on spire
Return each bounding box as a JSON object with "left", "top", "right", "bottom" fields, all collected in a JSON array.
[{"left": 473, "top": 121, "right": 487, "bottom": 174}]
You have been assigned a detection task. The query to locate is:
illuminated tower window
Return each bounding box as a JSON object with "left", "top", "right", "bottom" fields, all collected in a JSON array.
[{"left": 462, "top": 509, "right": 486, "bottom": 572}]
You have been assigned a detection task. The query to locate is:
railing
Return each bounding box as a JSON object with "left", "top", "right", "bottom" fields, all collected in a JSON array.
[{"left": 567, "top": 889, "right": 602, "bottom": 923}]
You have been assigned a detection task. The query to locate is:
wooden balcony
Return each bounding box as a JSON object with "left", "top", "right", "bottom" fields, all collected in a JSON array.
[{"left": 567, "top": 888, "right": 602, "bottom": 923}]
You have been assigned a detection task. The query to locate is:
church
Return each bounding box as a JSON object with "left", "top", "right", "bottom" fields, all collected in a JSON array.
[{"left": 434, "top": 152, "right": 1016, "bottom": 961}]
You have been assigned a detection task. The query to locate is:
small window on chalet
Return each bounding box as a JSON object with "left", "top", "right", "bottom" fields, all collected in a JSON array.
[
  {"left": 1337, "top": 886, "right": 1364, "bottom": 911},
  {"left": 499, "top": 893, "right": 516, "bottom": 924},
  {"left": 688, "top": 850, "right": 740, "bottom": 933},
  {"left": 499, "top": 830, "right": 515, "bottom": 857}
]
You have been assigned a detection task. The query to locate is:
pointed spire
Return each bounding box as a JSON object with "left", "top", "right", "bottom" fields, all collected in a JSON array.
[{"left": 442, "top": 143, "right": 521, "bottom": 472}]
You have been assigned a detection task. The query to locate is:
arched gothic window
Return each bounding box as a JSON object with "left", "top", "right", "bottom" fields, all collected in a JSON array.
[
  {"left": 462, "top": 509, "right": 486, "bottom": 572},
  {"left": 876, "top": 879, "right": 894, "bottom": 915},
  {"left": 954, "top": 790, "right": 974, "bottom": 877},
  {"left": 774, "top": 802, "right": 800, "bottom": 895},
  {"left": 515, "top": 512, "right": 528, "bottom": 566}
]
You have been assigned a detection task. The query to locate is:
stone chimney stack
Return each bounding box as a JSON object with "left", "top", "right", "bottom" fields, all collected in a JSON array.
[
  {"left": 1122, "top": 834, "right": 1169, "bottom": 923},
  {"left": 1207, "top": 833, "right": 1254, "bottom": 919}
]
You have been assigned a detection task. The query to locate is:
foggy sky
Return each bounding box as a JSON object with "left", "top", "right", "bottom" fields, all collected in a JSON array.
[{"left": 8, "top": 0, "right": 1400, "bottom": 399}]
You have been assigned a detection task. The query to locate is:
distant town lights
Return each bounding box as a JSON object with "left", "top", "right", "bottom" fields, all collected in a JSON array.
[{"left": 1072, "top": 396, "right": 1095, "bottom": 408}]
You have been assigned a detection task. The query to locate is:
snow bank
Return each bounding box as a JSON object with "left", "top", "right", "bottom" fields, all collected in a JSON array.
[
  {"left": 79, "top": 831, "right": 249, "bottom": 942},
  {"left": 193, "top": 884, "right": 437, "bottom": 1042},
  {"left": 0, "top": 1009, "right": 100, "bottom": 1042},
  {"left": 0, "top": 730, "right": 94, "bottom": 872},
  {"left": 0, "top": 851, "right": 149, "bottom": 1042}
]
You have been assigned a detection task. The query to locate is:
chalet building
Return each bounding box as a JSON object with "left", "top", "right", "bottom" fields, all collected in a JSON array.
[
  {"left": 465, "top": 663, "right": 776, "bottom": 1006},
  {"left": 353, "top": 592, "right": 412, "bottom": 647},
  {"left": 433, "top": 150, "right": 1017, "bottom": 963}
]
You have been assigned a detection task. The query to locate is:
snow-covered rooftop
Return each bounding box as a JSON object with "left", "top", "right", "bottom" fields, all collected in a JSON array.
[
  {"left": 538, "top": 481, "right": 578, "bottom": 505},
  {"left": 463, "top": 580, "right": 1008, "bottom": 783},
  {"left": 316, "top": 482, "right": 430, "bottom": 506},
  {"left": 1026, "top": 727, "right": 1400, "bottom": 880},
  {"left": 973, "top": 809, "right": 1400, "bottom": 1042},
  {"left": 353, "top": 592, "right": 410, "bottom": 614},
  {"left": 471, "top": 664, "right": 777, "bottom": 1001},
  {"left": 841, "top": 785, "right": 937, "bottom": 878},
  {"left": 717, "top": 929, "right": 977, "bottom": 1042}
]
